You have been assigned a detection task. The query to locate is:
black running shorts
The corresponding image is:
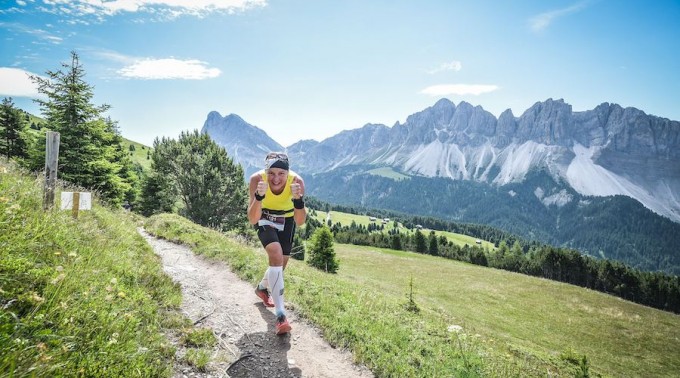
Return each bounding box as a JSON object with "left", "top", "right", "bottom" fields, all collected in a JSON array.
[{"left": 256, "top": 217, "right": 296, "bottom": 256}]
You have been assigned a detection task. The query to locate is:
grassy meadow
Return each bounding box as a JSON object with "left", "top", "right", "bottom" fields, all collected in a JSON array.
[
  {"left": 366, "top": 166, "right": 411, "bottom": 181},
  {"left": 3, "top": 155, "right": 680, "bottom": 377},
  {"left": 0, "top": 159, "right": 213, "bottom": 376},
  {"left": 313, "top": 209, "right": 496, "bottom": 250},
  {"left": 122, "top": 137, "right": 153, "bottom": 171},
  {"left": 145, "top": 212, "right": 680, "bottom": 377}
]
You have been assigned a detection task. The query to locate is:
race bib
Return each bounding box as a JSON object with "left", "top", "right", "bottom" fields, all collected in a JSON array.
[{"left": 258, "top": 211, "right": 285, "bottom": 231}]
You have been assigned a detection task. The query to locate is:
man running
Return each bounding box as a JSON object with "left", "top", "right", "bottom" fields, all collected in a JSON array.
[{"left": 247, "top": 152, "right": 307, "bottom": 335}]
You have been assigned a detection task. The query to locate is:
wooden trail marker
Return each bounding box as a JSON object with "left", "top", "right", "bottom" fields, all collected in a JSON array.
[
  {"left": 43, "top": 131, "right": 60, "bottom": 210},
  {"left": 61, "top": 192, "right": 91, "bottom": 218}
]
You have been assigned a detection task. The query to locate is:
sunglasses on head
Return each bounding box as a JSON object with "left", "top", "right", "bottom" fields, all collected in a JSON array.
[{"left": 265, "top": 152, "right": 289, "bottom": 162}]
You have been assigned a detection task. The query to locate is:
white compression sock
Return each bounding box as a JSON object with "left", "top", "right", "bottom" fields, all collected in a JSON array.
[
  {"left": 267, "top": 266, "right": 285, "bottom": 317},
  {"left": 258, "top": 268, "right": 270, "bottom": 291}
]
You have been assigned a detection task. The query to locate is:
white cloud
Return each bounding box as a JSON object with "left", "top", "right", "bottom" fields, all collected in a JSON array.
[
  {"left": 0, "top": 67, "right": 42, "bottom": 97},
  {"left": 118, "top": 58, "right": 221, "bottom": 80},
  {"left": 0, "top": 22, "right": 63, "bottom": 44},
  {"left": 427, "top": 60, "right": 462, "bottom": 74},
  {"left": 529, "top": 1, "right": 589, "bottom": 32},
  {"left": 420, "top": 84, "right": 499, "bottom": 96},
  {"left": 37, "top": 0, "right": 267, "bottom": 20}
]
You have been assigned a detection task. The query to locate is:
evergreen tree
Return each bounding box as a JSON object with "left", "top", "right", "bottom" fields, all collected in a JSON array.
[
  {"left": 307, "top": 226, "right": 339, "bottom": 273},
  {"left": 137, "top": 170, "right": 176, "bottom": 216},
  {"left": 142, "top": 130, "right": 248, "bottom": 231},
  {"left": 0, "top": 97, "right": 29, "bottom": 159},
  {"left": 29, "top": 51, "right": 133, "bottom": 205},
  {"left": 391, "top": 233, "right": 402, "bottom": 250},
  {"left": 428, "top": 230, "right": 439, "bottom": 255},
  {"left": 414, "top": 229, "right": 427, "bottom": 253}
]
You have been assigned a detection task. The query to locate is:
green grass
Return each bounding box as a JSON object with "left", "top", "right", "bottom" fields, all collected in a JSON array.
[
  {"left": 366, "top": 166, "right": 411, "bottom": 181},
  {"left": 144, "top": 213, "right": 680, "bottom": 377},
  {"left": 312, "top": 209, "right": 495, "bottom": 249},
  {"left": 122, "top": 137, "right": 153, "bottom": 171},
  {"left": 0, "top": 158, "right": 185, "bottom": 376},
  {"left": 5, "top": 154, "right": 678, "bottom": 377}
]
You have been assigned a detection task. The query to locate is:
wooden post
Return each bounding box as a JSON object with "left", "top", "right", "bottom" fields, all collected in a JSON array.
[
  {"left": 43, "top": 131, "right": 60, "bottom": 210},
  {"left": 72, "top": 192, "right": 80, "bottom": 219}
]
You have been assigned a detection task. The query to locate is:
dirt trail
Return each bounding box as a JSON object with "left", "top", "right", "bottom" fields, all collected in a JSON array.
[{"left": 139, "top": 229, "right": 372, "bottom": 378}]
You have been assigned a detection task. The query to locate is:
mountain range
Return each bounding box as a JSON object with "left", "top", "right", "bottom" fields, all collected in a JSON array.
[{"left": 200, "top": 98, "right": 680, "bottom": 274}]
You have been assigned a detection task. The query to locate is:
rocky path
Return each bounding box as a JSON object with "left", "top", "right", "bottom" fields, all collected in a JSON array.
[{"left": 139, "top": 229, "right": 372, "bottom": 378}]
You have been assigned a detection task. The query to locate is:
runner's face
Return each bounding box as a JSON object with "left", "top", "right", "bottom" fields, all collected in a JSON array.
[{"left": 267, "top": 168, "right": 288, "bottom": 191}]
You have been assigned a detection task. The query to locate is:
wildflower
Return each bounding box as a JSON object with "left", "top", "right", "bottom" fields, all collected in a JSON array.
[
  {"left": 53, "top": 252, "right": 61, "bottom": 256},
  {"left": 105, "top": 294, "right": 113, "bottom": 301},
  {"left": 51, "top": 273, "right": 66, "bottom": 285},
  {"left": 0, "top": 197, "right": 8, "bottom": 203},
  {"left": 56, "top": 266, "right": 64, "bottom": 272},
  {"left": 31, "top": 292, "right": 45, "bottom": 303},
  {"left": 37, "top": 343, "right": 48, "bottom": 352},
  {"left": 105, "top": 285, "right": 113, "bottom": 292},
  {"left": 108, "top": 333, "right": 119, "bottom": 345},
  {"left": 68, "top": 252, "right": 77, "bottom": 258},
  {"left": 117, "top": 291, "right": 126, "bottom": 299},
  {"left": 447, "top": 324, "right": 463, "bottom": 333},
  {"left": 110, "top": 277, "right": 118, "bottom": 285},
  {"left": 39, "top": 354, "right": 53, "bottom": 362},
  {"left": 60, "top": 301, "right": 68, "bottom": 309}
]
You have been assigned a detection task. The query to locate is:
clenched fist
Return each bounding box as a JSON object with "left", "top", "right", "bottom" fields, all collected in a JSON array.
[
  {"left": 256, "top": 179, "right": 268, "bottom": 197},
  {"left": 291, "top": 177, "right": 303, "bottom": 199}
]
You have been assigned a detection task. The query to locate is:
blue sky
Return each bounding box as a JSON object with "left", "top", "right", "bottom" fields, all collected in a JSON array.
[{"left": 1, "top": 0, "right": 679, "bottom": 147}]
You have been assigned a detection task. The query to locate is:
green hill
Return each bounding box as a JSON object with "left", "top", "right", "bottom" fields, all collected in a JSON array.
[
  {"left": 0, "top": 158, "right": 183, "bottom": 375},
  {"left": 313, "top": 209, "right": 495, "bottom": 250},
  {"left": 146, "top": 215, "right": 680, "bottom": 376},
  {"left": 3, "top": 157, "right": 680, "bottom": 377},
  {"left": 122, "top": 137, "right": 152, "bottom": 171}
]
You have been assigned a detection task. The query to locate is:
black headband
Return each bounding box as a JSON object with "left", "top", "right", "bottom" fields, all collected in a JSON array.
[{"left": 266, "top": 158, "right": 289, "bottom": 170}]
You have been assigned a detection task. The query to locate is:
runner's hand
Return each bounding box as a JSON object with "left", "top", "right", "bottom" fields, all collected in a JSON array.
[
  {"left": 291, "top": 177, "right": 303, "bottom": 199},
  {"left": 256, "top": 179, "right": 268, "bottom": 196}
]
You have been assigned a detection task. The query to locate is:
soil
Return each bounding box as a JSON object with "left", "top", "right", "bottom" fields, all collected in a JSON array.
[{"left": 139, "top": 229, "right": 373, "bottom": 378}]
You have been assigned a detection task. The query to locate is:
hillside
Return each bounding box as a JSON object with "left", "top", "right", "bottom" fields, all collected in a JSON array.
[
  {"left": 145, "top": 217, "right": 680, "bottom": 377},
  {"left": 305, "top": 165, "right": 680, "bottom": 275},
  {"left": 3, "top": 157, "right": 680, "bottom": 376},
  {"left": 311, "top": 209, "right": 496, "bottom": 250},
  {"left": 122, "top": 137, "right": 152, "bottom": 171},
  {"left": 0, "top": 158, "right": 182, "bottom": 375}
]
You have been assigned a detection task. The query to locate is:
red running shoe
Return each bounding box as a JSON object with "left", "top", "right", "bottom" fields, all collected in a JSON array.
[
  {"left": 276, "top": 315, "right": 291, "bottom": 335},
  {"left": 254, "top": 287, "right": 274, "bottom": 307}
]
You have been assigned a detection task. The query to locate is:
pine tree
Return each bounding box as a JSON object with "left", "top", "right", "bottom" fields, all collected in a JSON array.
[
  {"left": 307, "top": 226, "right": 339, "bottom": 273},
  {"left": 428, "top": 230, "right": 439, "bottom": 255},
  {"left": 29, "top": 51, "right": 133, "bottom": 205},
  {"left": 0, "top": 97, "right": 29, "bottom": 159},
  {"left": 414, "top": 229, "right": 427, "bottom": 253}
]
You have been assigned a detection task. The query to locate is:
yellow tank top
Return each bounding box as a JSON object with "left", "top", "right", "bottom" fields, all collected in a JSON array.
[{"left": 260, "top": 170, "right": 299, "bottom": 218}]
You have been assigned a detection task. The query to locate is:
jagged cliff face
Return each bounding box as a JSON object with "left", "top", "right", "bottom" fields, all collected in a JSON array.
[{"left": 201, "top": 99, "right": 680, "bottom": 222}]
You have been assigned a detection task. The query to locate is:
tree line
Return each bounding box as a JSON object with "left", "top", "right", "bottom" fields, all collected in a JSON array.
[
  {"left": 304, "top": 167, "right": 680, "bottom": 275},
  {"left": 304, "top": 198, "right": 680, "bottom": 314},
  {"left": 0, "top": 51, "right": 248, "bottom": 233}
]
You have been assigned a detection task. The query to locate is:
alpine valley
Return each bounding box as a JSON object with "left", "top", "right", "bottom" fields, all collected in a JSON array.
[{"left": 201, "top": 98, "right": 680, "bottom": 275}]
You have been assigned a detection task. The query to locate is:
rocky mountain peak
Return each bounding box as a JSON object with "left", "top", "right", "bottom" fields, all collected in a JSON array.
[{"left": 201, "top": 98, "right": 680, "bottom": 222}]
